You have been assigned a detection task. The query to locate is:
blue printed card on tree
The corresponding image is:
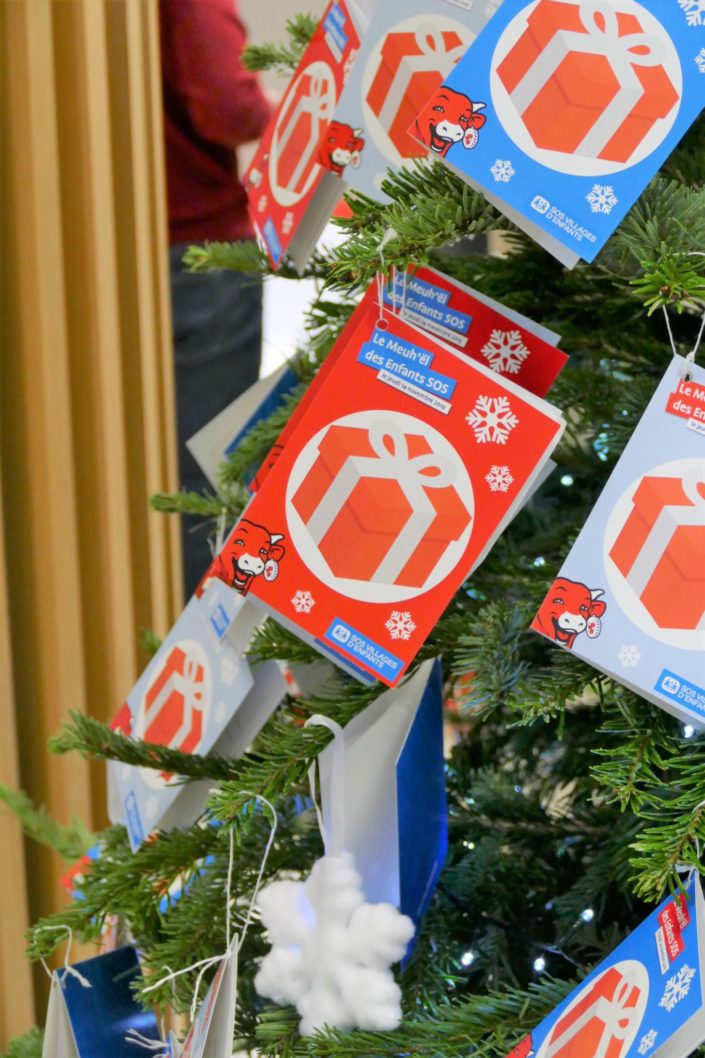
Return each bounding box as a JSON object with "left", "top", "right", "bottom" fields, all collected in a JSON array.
[
  {"left": 504, "top": 875, "right": 705, "bottom": 1058},
  {"left": 42, "top": 946, "right": 162, "bottom": 1058},
  {"left": 409, "top": 0, "right": 705, "bottom": 266}
]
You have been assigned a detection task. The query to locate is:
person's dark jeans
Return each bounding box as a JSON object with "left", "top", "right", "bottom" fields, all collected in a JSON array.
[{"left": 170, "top": 244, "right": 263, "bottom": 597}]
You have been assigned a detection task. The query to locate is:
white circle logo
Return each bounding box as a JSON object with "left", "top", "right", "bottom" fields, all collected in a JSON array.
[
  {"left": 136, "top": 639, "right": 212, "bottom": 789},
  {"left": 491, "top": 0, "right": 682, "bottom": 176},
  {"left": 535, "top": 960, "right": 648, "bottom": 1058},
  {"left": 604, "top": 457, "right": 705, "bottom": 650},
  {"left": 361, "top": 16, "right": 475, "bottom": 165},
  {"left": 286, "top": 410, "right": 474, "bottom": 604},
  {"left": 269, "top": 60, "right": 336, "bottom": 207}
]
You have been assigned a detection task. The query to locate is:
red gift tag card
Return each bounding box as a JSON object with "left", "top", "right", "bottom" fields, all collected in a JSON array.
[
  {"left": 243, "top": 1, "right": 360, "bottom": 270},
  {"left": 207, "top": 304, "right": 564, "bottom": 685},
  {"left": 251, "top": 265, "right": 567, "bottom": 492}
]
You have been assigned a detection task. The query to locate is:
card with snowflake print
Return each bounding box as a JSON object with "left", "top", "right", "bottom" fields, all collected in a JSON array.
[
  {"left": 532, "top": 356, "right": 705, "bottom": 728},
  {"left": 408, "top": 0, "right": 705, "bottom": 266},
  {"left": 504, "top": 875, "right": 705, "bottom": 1058},
  {"left": 381, "top": 263, "right": 567, "bottom": 396},
  {"left": 108, "top": 590, "right": 287, "bottom": 850},
  {"left": 325, "top": 0, "right": 499, "bottom": 204},
  {"left": 314, "top": 659, "right": 447, "bottom": 953},
  {"left": 252, "top": 264, "right": 566, "bottom": 496},
  {"left": 211, "top": 297, "right": 563, "bottom": 686},
  {"left": 242, "top": 1, "right": 361, "bottom": 273}
]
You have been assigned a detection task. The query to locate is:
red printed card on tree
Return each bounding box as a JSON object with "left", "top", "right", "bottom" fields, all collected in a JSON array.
[
  {"left": 251, "top": 264, "right": 567, "bottom": 492},
  {"left": 202, "top": 300, "right": 564, "bottom": 686},
  {"left": 243, "top": 2, "right": 361, "bottom": 273}
]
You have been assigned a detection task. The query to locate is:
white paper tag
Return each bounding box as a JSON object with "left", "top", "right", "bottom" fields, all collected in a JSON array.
[
  {"left": 181, "top": 938, "right": 238, "bottom": 1058},
  {"left": 42, "top": 978, "right": 80, "bottom": 1058}
]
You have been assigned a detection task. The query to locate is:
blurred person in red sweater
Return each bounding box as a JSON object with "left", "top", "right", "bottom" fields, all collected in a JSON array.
[{"left": 160, "top": 0, "right": 271, "bottom": 596}]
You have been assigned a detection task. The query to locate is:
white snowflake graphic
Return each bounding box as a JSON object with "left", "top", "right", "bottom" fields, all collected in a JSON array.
[
  {"left": 490, "top": 159, "right": 515, "bottom": 183},
  {"left": 660, "top": 964, "right": 697, "bottom": 1012},
  {"left": 385, "top": 611, "right": 416, "bottom": 641},
  {"left": 679, "top": 0, "right": 705, "bottom": 26},
  {"left": 343, "top": 47, "right": 359, "bottom": 82},
  {"left": 292, "top": 589, "right": 316, "bottom": 614},
  {"left": 249, "top": 167, "right": 263, "bottom": 188},
  {"left": 485, "top": 465, "right": 514, "bottom": 492},
  {"left": 220, "top": 652, "right": 240, "bottom": 687},
  {"left": 214, "top": 701, "right": 227, "bottom": 725},
  {"left": 282, "top": 211, "right": 295, "bottom": 234},
  {"left": 257, "top": 194, "right": 268, "bottom": 213},
  {"left": 467, "top": 395, "right": 519, "bottom": 444},
  {"left": 696, "top": 47, "right": 705, "bottom": 72},
  {"left": 638, "top": 1029, "right": 658, "bottom": 1055},
  {"left": 617, "top": 644, "right": 641, "bottom": 668},
  {"left": 145, "top": 795, "right": 159, "bottom": 822},
  {"left": 586, "top": 184, "right": 618, "bottom": 214},
  {"left": 481, "top": 329, "right": 530, "bottom": 375}
]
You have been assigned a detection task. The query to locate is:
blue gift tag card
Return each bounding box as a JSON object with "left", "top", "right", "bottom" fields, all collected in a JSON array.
[
  {"left": 42, "top": 946, "right": 162, "bottom": 1058},
  {"left": 532, "top": 357, "right": 705, "bottom": 728},
  {"left": 318, "top": 657, "right": 447, "bottom": 950},
  {"left": 419, "top": 0, "right": 705, "bottom": 265},
  {"left": 507, "top": 876, "right": 705, "bottom": 1058}
]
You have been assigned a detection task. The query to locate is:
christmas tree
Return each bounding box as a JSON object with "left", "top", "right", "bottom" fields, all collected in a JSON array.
[{"left": 3, "top": 14, "right": 705, "bottom": 1058}]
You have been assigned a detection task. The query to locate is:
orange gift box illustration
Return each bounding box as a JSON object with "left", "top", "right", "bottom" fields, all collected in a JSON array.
[
  {"left": 292, "top": 419, "right": 472, "bottom": 588},
  {"left": 367, "top": 26, "right": 467, "bottom": 158},
  {"left": 539, "top": 965, "right": 643, "bottom": 1058},
  {"left": 496, "top": 0, "right": 679, "bottom": 164},
  {"left": 141, "top": 644, "right": 208, "bottom": 778},
  {"left": 275, "top": 67, "right": 335, "bottom": 194},
  {"left": 609, "top": 470, "right": 705, "bottom": 631}
]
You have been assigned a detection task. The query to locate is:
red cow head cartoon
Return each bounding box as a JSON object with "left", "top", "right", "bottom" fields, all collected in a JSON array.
[
  {"left": 534, "top": 577, "right": 607, "bottom": 650},
  {"left": 199, "top": 519, "right": 285, "bottom": 598},
  {"left": 413, "top": 86, "right": 486, "bottom": 158},
  {"left": 506, "top": 1035, "right": 534, "bottom": 1058},
  {"left": 318, "top": 121, "right": 365, "bottom": 176}
]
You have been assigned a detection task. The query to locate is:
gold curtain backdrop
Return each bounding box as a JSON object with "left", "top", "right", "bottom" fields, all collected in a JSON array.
[{"left": 0, "top": 0, "right": 181, "bottom": 1045}]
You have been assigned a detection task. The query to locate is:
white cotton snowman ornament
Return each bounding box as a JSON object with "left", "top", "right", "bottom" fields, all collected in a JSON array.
[{"left": 254, "top": 716, "right": 415, "bottom": 1035}]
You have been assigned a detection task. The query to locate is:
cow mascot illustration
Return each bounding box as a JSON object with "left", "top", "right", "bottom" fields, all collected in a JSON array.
[
  {"left": 533, "top": 577, "right": 607, "bottom": 649},
  {"left": 318, "top": 120, "right": 365, "bottom": 175},
  {"left": 413, "top": 85, "right": 486, "bottom": 157},
  {"left": 198, "top": 519, "right": 286, "bottom": 598}
]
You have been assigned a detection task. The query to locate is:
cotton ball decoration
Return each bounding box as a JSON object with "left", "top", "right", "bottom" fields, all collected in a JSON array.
[
  {"left": 255, "top": 850, "right": 414, "bottom": 1035},
  {"left": 254, "top": 715, "right": 415, "bottom": 1035}
]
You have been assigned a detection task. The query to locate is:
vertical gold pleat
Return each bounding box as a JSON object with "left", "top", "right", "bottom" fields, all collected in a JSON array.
[{"left": 0, "top": 0, "right": 180, "bottom": 1044}]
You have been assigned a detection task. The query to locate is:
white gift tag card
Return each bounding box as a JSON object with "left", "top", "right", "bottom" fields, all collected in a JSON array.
[
  {"left": 42, "top": 946, "right": 162, "bottom": 1058},
  {"left": 533, "top": 356, "right": 705, "bottom": 728},
  {"left": 317, "top": 658, "right": 447, "bottom": 942},
  {"left": 186, "top": 365, "right": 299, "bottom": 489},
  {"left": 331, "top": 0, "right": 498, "bottom": 202},
  {"left": 180, "top": 939, "right": 238, "bottom": 1058}
]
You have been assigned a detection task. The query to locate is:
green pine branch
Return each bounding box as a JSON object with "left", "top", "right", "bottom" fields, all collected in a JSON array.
[
  {"left": 0, "top": 785, "right": 94, "bottom": 861},
  {"left": 1, "top": 1028, "right": 43, "bottom": 1058},
  {"left": 242, "top": 13, "right": 318, "bottom": 75}
]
